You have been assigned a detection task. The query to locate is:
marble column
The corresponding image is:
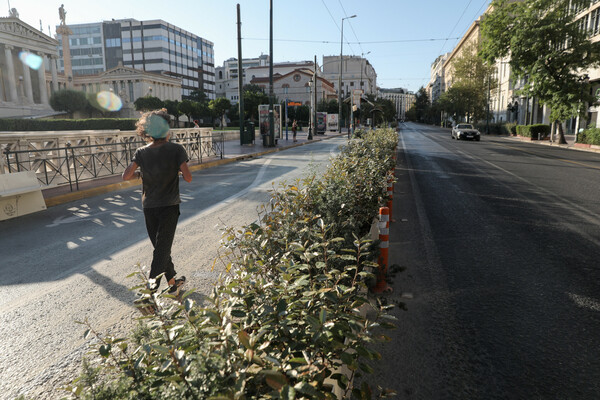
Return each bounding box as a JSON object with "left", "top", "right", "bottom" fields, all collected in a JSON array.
[
  {"left": 50, "top": 55, "right": 59, "bottom": 93},
  {"left": 4, "top": 45, "right": 18, "bottom": 102},
  {"left": 22, "top": 61, "right": 34, "bottom": 104},
  {"left": 37, "top": 53, "right": 49, "bottom": 104}
]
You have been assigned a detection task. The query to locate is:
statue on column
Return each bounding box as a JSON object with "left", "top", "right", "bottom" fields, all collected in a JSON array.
[
  {"left": 9, "top": 8, "right": 19, "bottom": 18},
  {"left": 58, "top": 4, "right": 66, "bottom": 25}
]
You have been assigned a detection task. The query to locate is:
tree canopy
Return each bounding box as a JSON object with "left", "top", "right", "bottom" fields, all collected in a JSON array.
[
  {"left": 448, "top": 42, "right": 496, "bottom": 123},
  {"left": 134, "top": 96, "right": 164, "bottom": 112},
  {"left": 480, "top": 0, "right": 600, "bottom": 142},
  {"left": 209, "top": 97, "right": 232, "bottom": 127},
  {"left": 49, "top": 89, "right": 88, "bottom": 116}
]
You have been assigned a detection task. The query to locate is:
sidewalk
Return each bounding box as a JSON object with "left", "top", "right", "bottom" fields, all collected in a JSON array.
[
  {"left": 42, "top": 129, "right": 345, "bottom": 207},
  {"left": 503, "top": 132, "right": 600, "bottom": 153}
]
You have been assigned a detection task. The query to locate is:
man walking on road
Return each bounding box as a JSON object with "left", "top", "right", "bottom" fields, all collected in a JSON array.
[{"left": 123, "top": 108, "right": 192, "bottom": 301}]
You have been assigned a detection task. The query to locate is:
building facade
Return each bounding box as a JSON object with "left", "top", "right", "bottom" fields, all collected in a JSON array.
[
  {"left": 215, "top": 55, "right": 270, "bottom": 103},
  {"left": 57, "top": 19, "right": 215, "bottom": 100},
  {"left": 378, "top": 88, "right": 415, "bottom": 121},
  {"left": 250, "top": 68, "right": 336, "bottom": 107},
  {"left": 0, "top": 15, "right": 60, "bottom": 118},
  {"left": 429, "top": 52, "right": 450, "bottom": 103},
  {"left": 321, "top": 55, "right": 377, "bottom": 99}
]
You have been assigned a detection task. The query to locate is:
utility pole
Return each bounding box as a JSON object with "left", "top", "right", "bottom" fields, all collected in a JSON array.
[
  {"left": 311, "top": 55, "right": 317, "bottom": 140},
  {"left": 486, "top": 73, "right": 490, "bottom": 135},
  {"left": 237, "top": 4, "right": 245, "bottom": 145},
  {"left": 268, "top": 0, "right": 274, "bottom": 146}
]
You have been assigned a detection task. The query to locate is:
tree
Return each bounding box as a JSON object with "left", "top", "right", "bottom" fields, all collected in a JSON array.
[
  {"left": 49, "top": 89, "right": 88, "bottom": 117},
  {"left": 209, "top": 98, "right": 231, "bottom": 128},
  {"left": 449, "top": 42, "right": 496, "bottom": 123},
  {"left": 413, "top": 87, "right": 430, "bottom": 123},
  {"left": 242, "top": 85, "right": 269, "bottom": 121},
  {"left": 186, "top": 89, "right": 208, "bottom": 103},
  {"left": 178, "top": 99, "right": 195, "bottom": 125},
  {"left": 134, "top": 96, "right": 163, "bottom": 112},
  {"left": 480, "top": 0, "right": 600, "bottom": 143},
  {"left": 163, "top": 100, "right": 181, "bottom": 126}
]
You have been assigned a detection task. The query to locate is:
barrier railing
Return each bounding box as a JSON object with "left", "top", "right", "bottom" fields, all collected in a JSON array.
[{"left": 2, "top": 133, "right": 224, "bottom": 192}]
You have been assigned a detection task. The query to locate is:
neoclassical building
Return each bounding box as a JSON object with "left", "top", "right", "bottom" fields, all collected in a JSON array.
[
  {"left": 0, "top": 15, "right": 60, "bottom": 118},
  {"left": 1, "top": 13, "right": 182, "bottom": 119}
]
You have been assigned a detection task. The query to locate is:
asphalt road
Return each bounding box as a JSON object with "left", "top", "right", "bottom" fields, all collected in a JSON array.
[
  {"left": 0, "top": 137, "right": 344, "bottom": 400},
  {"left": 372, "top": 123, "right": 600, "bottom": 399}
]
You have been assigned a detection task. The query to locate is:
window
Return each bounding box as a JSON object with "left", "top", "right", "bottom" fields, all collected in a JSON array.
[{"left": 105, "top": 38, "right": 121, "bottom": 48}]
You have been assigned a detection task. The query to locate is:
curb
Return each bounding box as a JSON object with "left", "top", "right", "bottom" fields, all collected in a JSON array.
[{"left": 43, "top": 134, "right": 343, "bottom": 208}]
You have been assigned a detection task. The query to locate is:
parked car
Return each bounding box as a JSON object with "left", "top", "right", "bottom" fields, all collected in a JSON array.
[{"left": 452, "top": 123, "right": 481, "bottom": 141}]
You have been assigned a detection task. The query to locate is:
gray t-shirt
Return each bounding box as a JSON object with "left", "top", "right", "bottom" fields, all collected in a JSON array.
[{"left": 132, "top": 141, "right": 189, "bottom": 208}]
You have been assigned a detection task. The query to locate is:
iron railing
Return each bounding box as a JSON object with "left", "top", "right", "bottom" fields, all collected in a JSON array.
[{"left": 3, "top": 133, "right": 224, "bottom": 192}]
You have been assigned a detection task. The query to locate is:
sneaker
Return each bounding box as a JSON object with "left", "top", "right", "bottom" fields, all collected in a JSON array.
[{"left": 168, "top": 276, "right": 186, "bottom": 296}]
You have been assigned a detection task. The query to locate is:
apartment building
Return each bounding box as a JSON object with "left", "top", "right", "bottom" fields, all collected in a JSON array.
[
  {"left": 321, "top": 55, "right": 377, "bottom": 99},
  {"left": 57, "top": 19, "right": 215, "bottom": 100},
  {"left": 378, "top": 88, "right": 415, "bottom": 121}
]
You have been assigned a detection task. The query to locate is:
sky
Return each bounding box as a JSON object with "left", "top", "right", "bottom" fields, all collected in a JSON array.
[{"left": 8, "top": 0, "right": 492, "bottom": 93}]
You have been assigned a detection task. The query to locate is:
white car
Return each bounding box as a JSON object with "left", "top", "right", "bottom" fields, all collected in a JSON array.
[{"left": 452, "top": 124, "right": 481, "bottom": 141}]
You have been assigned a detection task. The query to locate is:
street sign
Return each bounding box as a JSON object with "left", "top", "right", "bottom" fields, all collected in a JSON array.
[{"left": 287, "top": 101, "right": 302, "bottom": 106}]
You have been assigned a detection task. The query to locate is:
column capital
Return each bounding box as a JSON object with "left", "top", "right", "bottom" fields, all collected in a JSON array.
[{"left": 4, "top": 44, "right": 14, "bottom": 51}]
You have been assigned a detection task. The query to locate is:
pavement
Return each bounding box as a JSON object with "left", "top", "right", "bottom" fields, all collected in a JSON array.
[{"left": 42, "top": 129, "right": 346, "bottom": 207}]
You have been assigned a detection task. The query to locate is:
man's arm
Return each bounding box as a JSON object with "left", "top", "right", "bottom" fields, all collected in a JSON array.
[
  {"left": 122, "top": 161, "right": 140, "bottom": 181},
  {"left": 179, "top": 162, "right": 192, "bottom": 183}
]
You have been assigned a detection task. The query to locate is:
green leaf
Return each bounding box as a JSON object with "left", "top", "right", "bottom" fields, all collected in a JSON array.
[
  {"left": 281, "top": 384, "right": 296, "bottom": 400},
  {"left": 160, "top": 360, "right": 172, "bottom": 372},
  {"left": 306, "top": 315, "right": 321, "bottom": 329},
  {"left": 238, "top": 330, "right": 251, "bottom": 349},
  {"left": 319, "top": 308, "right": 327, "bottom": 324},
  {"left": 231, "top": 309, "right": 247, "bottom": 318},
  {"left": 263, "top": 370, "right": 288, "bottom": 391},
  {"left": 359, "top": 362, "right": 374, "bottom": 374},
  {"left": 99, "top": 344, "right": 111, "bottom": 357},
  {"left": 294, "top": 381, "right": 325, "bottom": 399},
  {"left": 340, "top": 352, "right": 354, "bottom": 365}
]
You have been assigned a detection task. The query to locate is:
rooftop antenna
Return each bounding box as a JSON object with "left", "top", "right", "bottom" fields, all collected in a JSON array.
[
  {"left": 40, "top": 19, "right": 43, "bottom": 31},
  {"left": 7, "top": 0, "right": 10, "bottom": 15}
]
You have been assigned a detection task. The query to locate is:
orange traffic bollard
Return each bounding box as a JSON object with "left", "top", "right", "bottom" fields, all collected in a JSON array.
[{"left": 373, "top": 207, "right": 392, "bottom": 294}]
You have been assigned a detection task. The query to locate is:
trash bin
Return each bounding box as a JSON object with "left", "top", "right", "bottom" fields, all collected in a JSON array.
[
  {"left": 241, "top": 122, "right": 255, "bottom": 145},
  {"left": 262, "top": 133, "right": 273, "bottom": 147}
]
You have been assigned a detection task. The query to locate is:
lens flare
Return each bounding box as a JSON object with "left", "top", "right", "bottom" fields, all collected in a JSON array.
[
  {"left": 96, "top": 91, "right": 123, "bottom": 111},
  {"left": 18, "top": 51, "right": 43, "bottom": 70}
]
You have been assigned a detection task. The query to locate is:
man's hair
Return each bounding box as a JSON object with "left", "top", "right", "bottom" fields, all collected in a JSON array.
[{"left": 136, "top": 108, "right": 171, "bottom": 139}]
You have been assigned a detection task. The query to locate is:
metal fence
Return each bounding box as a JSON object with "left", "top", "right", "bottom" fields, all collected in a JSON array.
[{"left": 2, "top": 133, "right": 224, "bottom": 192}]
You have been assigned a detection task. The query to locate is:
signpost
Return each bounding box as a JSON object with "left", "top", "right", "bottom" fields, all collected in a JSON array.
[{"left": 327, "top": 114, "right": 339, "bottom": 131}]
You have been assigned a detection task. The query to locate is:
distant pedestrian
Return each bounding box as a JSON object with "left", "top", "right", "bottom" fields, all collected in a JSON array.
[
  {"left": 122, "top": 108, "right": 192, "bottom": 309},
  {"left": 193, "top": 119, "right": 200, "bottom": 128},
  {"left": 292, "top": 120, "right": 298, "bottom": 142}
]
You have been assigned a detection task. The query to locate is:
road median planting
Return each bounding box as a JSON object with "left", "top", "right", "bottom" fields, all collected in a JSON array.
[{"left": 64, "top": 129, "right": 399, "bottom": 400}]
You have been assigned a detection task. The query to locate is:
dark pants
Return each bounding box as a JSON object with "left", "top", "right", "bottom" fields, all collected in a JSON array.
[{"left": 143, "top": 204, "right": 180, "bottom": 287}]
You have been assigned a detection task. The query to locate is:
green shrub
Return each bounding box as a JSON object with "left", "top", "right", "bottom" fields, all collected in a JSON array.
[
  {"left": 578, "top": 126, "right": 600, "bottom": 145},
  {"left": 66, "top": 129, "right": 400, "bottom": 399},
  {"left": 0, "top": 118, "right": 137, "bottom": 132},
  {"left": 516, "top": 124, "right": 550, "bottom": 139}
]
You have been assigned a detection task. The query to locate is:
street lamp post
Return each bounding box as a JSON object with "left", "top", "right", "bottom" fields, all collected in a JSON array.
[
  {"left": 359, "top": 51, "right": 370, "bottom": 128},
  {"left": 359, "top": 51, "right": 370, "bottom": 93},
  {"left": 338, "top": 14, "right": 356, "bottom": 134}
]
